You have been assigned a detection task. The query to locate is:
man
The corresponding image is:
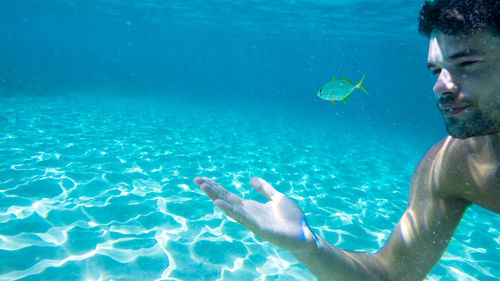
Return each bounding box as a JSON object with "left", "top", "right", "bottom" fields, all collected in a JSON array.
[{"left": 194, "top": 0, "right": 500, "bottom": 280}]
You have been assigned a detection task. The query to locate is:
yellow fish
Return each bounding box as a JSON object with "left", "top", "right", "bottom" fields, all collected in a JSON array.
[{"left": 317, "top": 74, "right": 368, "bottom": 104}]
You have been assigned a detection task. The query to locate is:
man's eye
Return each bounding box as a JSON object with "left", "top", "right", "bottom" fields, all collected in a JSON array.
[
  {"left": 431, "top": 68, "right": 441, "bottom": 75},
  {"left": 459, "top": 60, "right": 481, "bottom": 67}
]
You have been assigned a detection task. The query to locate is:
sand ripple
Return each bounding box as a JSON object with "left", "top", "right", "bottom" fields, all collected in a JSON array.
[{"left": 1, "top": 95, "right": 498, "bottom": 280}]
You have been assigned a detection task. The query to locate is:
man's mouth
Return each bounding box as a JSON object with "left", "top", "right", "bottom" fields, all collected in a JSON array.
[{"left": 440, "top": 105, "right": 471, "bottom": 117}]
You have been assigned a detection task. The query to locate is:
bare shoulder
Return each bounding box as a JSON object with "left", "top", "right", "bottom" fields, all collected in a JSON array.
[{"left": 415, "top": 135, "right": 500, "bottom": 212}]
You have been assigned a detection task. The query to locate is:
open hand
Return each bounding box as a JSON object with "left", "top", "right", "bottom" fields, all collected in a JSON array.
[{"left": 194, "top": 177, "right": 318, "bottom": 252}]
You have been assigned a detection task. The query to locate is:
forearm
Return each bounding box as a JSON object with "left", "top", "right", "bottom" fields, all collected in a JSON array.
[
  {"left": 195, "top": 176, "right": 390, "bottom": 280},
  {"left": 290, "top": 236, "right": 388, "bottom": 281}
]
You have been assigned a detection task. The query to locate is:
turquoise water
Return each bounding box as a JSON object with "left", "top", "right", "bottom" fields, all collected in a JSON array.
[
  {"left": 1, "top": 0, "right": 500, "bottom": 280},
  {"left": 1, "top": 95, "right": 499, "bottom": 280}
]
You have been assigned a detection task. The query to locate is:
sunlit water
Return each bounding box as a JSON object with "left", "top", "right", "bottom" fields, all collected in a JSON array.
[
  {"left": 1, "top": 0, "right": 500, "bottom": 280},
  {"left": 0, "top": 95, "right": 499, "bottom": 280}
]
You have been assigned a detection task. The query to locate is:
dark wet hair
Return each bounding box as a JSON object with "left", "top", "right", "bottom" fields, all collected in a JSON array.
[{"left": 419, "top": 0, "right": 500, "bottom": 37}]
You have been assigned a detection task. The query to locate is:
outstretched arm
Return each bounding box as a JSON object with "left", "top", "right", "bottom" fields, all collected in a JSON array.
[
  {"left": 194, "top": 145, "right": 470, "bottom": 280},
  {"left": 194, "top": 176, "right": 386, "bottom": 280}
]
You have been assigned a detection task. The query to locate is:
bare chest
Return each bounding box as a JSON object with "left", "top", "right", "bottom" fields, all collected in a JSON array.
[
  {"left": 434, "top": 136, "right": 500, "bottom": 214},
  {"left": 461, "top": 184, "right": 500, "bottom": 214},
  {"left": 460, "top": 155, "right": 500, "bottom": 213}
]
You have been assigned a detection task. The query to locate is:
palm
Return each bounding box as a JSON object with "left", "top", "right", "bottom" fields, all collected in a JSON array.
[{"left": 194, "top": 177, "right": 313, "bottom": 251}]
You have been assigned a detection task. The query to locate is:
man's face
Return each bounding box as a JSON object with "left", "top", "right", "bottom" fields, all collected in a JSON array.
[{"left": 427, "top": 30, "right": 500, "bottom": 139}]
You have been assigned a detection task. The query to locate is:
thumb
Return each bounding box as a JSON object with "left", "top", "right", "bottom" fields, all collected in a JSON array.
[{"left": 250, "top": 177, "right": 283, "bottom": 201}]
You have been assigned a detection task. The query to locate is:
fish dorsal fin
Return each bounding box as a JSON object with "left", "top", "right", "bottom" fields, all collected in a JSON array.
[
  {"left": 339, "top": 78, "right": 354, "bottom": 84},
  {"left": 330, "top": 77, "right": 337, "bottom": 81}
]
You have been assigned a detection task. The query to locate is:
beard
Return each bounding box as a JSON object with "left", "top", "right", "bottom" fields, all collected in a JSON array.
[{"left": 444, "top": 108, "right": 500, "bottom": 139}]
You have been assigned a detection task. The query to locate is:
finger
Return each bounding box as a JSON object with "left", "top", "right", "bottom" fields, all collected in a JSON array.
[
  {"left": 249, "top": 177, "right": 283, "bottom": 201},
  {"left": 199, "top": 180, "right": 243, "bottom": 205},
  {"left": 193, "top": 176, "right": 213, "bottom": 186},
  {"left": 214, "top": 199, "right": 245, "bottom": 222},
  {"left": 214, "top": 199, "right": 257, "bottom": 231}
]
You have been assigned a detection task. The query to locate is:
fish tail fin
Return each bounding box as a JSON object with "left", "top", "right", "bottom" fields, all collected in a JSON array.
[{"left": 357, "top": 74, "right": 368, "bottom": 94}]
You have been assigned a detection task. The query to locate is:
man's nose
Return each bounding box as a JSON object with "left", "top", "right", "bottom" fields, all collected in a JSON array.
[{"left": 433, "top": 69, "right": 459, "bottom": 97}]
